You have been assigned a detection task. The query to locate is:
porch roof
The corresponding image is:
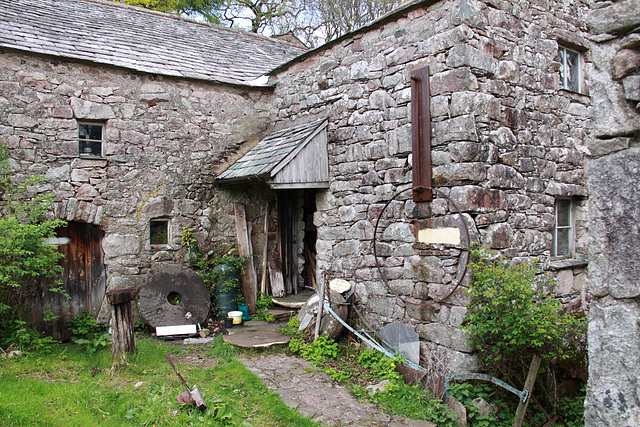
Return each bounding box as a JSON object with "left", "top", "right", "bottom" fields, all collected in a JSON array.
[{"left": 216, "top": 118, "right": 329, "bottom": 189}]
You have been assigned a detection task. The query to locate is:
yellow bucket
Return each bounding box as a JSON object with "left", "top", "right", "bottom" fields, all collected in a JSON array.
[{"left": 228, "top": 311, "right": 243, "bottom": 325}]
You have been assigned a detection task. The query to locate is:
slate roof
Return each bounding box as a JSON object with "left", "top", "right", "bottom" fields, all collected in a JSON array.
[
  {"left": 0, "top": 0, "right": 307, "bottom": 85},
  {"left": 217, "top": 118, "right": 328, "bottom": 182}
]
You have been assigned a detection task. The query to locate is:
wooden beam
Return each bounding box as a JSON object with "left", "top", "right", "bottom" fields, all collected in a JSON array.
[
  {"left": 411, "top": 66, "right": 432, "bottom": 202},
  {"left": 513, "top": 354, "right": 542, "bottom": 427},
  {"left": 260, "top": 202, "right": 269, "bottom": 294},
  {"left": 234, "top": 203, "right": 257, "bottom": 314}
]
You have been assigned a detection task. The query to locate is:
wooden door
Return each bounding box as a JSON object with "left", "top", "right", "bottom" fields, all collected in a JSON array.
[{"left": 39, "top": 222, "right": 106, "bottom": 340}]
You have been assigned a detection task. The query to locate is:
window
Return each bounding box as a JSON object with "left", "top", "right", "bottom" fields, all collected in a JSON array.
[
  {"left": 150, "top": 220, "right": 169, "bottom": 247},
  {"left": 552, "top": 199, "right": 573, "bottom": 258},
  {"left": 78, "top": 122, "right": 103, "bottom": 157},
  {"left": 558, "top": 46, "right": 582, "bottom": 93}
]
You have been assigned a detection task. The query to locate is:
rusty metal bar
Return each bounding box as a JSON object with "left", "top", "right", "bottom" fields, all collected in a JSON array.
[{"left": 411, "top": 66, "right": 432, "bottom": 202}]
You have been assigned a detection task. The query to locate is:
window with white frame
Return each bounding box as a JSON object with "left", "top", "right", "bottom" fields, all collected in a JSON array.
[
  {"left": 78, "top": 122, "right": 104, "bottom": 157},
  {"left": 558, "top": 46, "right": 582, "bottom": 93},
  {"left": 552, "top": 199, "right": 573, "bottom": 258}
]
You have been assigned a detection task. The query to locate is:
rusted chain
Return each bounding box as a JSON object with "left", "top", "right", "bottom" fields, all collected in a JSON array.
[{"left": 372, "top": 186, "right": 470, "bottom": 307}]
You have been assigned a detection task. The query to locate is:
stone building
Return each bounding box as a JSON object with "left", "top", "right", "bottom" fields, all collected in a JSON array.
[
  {"left": 1, "top": 0, "right": 638, "bottom": 422},
  {"left": 584, "top": 0, "right": 640, "bottom": 424}
]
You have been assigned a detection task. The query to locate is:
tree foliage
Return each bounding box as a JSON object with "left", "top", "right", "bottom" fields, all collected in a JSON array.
[
  {"left": 116, "top": 0, "right": 225, "bottom": 22},
  {"left": 0, "top": 146, "right": 66, "bottom": 316},
  {"left": 113, "top": 0, "right": 404, "bottom": 47},
  {"left": 463, "top": 248, "right": 586, "bottom": 369}
]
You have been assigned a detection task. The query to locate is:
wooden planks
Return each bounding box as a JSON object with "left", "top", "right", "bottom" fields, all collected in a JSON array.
[
  {"left": 234, "top": 203, "right": 257, "bottom": 314},
  {"left": 268, "top": 249, "right": 286, "bottom": 297}
]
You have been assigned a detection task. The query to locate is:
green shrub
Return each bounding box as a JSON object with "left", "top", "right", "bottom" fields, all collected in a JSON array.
[
  {"left": 0, "top": 145, "right": 67, "bottom": 350},
  {"left": 463, "top": 248, "right": 586, "bottom": 367}
]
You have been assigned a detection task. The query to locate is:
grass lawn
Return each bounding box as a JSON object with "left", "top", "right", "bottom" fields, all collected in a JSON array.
[{"left": 0, "top": 336, "right": 319, "bottom": 427}]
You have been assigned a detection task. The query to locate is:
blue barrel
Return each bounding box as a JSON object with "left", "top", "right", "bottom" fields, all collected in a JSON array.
[{"left": 212, "top": 264, "right": 238, "bottom": 318}]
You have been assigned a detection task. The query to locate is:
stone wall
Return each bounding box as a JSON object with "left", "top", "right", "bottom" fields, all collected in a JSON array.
[
  {"left": 585, "top": 0, "right": 640, "bottom": 424},
  {"left": 271, "top": 0, "right": 592, "bottom": 371},
  {"left": 0, "top": 51, "right": 274, "bottom": 317}
]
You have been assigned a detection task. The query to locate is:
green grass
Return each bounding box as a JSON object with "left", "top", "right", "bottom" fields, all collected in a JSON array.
[{"left": 0, "top": 336, "right": 318, "bottom": 426}]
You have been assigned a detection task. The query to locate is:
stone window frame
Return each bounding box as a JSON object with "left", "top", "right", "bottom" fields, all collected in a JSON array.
[
  {"left": 558, "top": 45, "right": 584, "bottom": 94},
  {"left": 149, "top": 218, "right": 170, "bottom": 248},
  {"left": 552, "top": 198, "right": 574, "bottom": 259},
  {"left": 78, "top": 121, "right": 104, "bottom": 158}
]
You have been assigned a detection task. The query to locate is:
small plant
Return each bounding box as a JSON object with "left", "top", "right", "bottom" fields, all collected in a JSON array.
[
  {"left": 279, "top": 316, "right": 302, "bottom": 337},
  {"left": 447, "top": 382, "right": 511, "bottom": 426},
  {"left": 180, "top": 226, "right": 197, "bottom": 248},
  {"left": 357, "top": 348, "right": 403, "bottom": 382},
  {"left": 292, "top": 336, "right": 340, "bottom": 365},
  {"left": 68, "top": 311, "right": 111, "bottom": 354},
  {"left": 251, "top": 292, "right": 276, "bottom": 322},
  {"left": 366, "top": 380, "right": 457, "bottom": 426}
]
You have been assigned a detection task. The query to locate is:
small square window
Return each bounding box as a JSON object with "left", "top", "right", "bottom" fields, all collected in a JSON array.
[
  {"left": 552, "top": 199, "right": 573, "bottom": 258},
  {"left": 150, "top": 220, "right": 169, "bottom": 246},
  {"left": 558, "top": 46, "right": 582, "bottom": 93},
  {"left": 78, "top": 123, "right": 103, "bottom": 157}
]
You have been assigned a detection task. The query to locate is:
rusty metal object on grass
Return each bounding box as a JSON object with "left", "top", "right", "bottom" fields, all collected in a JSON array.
[{"left": 165, "top": 354, "right": 206, "bottom": 410}]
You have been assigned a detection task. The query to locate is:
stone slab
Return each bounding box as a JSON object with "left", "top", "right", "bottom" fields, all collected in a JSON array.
[{"left": 223, "top": 330, "right": 290, "bottom": 348}]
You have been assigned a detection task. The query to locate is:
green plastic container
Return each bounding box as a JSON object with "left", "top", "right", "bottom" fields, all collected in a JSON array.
[{"left": 212, "top": 264, "right": 238, "bottom": 318}]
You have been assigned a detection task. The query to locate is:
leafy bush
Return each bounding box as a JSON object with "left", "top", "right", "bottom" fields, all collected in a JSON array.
[
  {"left": 463, "top": 248, "right": 586, "bottom": 367},
  {"left": 0, "top": 145, "right": 67, "bottom": 349}
]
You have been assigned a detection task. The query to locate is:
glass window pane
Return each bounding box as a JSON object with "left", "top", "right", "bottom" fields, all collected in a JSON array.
[
  {"left": 566, "top": 49, "right": 580, "bottom": 92},
  {"left": 87, "top": 124, "right": 102, "bottom": 140},
  {"left": 556, "top": 200, "right": 571, "bottom": 226},
  {"left": 79, "top": 124, "right": 89, "bottom": 140},
  {"left": 558, "top": 47, "right": 566, "bottom": 88},
  {"left": 555, "top": 229, "right": 570, "bottom": 256}
]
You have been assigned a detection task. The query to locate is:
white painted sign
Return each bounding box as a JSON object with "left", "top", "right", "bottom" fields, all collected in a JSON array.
[
  {"left": 417, "top": 227, "right": 461, "bottom": 245},
  {"left": 156, "top": 324, "right": 197, "bottom": 337}
]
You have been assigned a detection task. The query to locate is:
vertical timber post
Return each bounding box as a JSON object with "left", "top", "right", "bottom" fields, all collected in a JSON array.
[
  {"left": 513, "top": 354, "right": 542, "bottom": 427},
  {"left": 411, "top": 66, "right": 432, "bottom": 202},
  {"left": 107, "top": 286, "right": 140, "bottom": 367}
]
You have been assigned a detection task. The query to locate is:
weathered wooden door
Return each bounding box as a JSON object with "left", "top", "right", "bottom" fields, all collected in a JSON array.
[{"left": 40, "top": 222, "right": 106, "bottom": 340}]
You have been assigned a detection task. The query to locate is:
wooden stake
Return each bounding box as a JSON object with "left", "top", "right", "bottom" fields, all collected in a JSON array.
[
  {"left": 513, "top": 354, "right": 542, "bottom": 427},
  {"left": 260, "top": 202, "right": 269, "bottom": 294}
]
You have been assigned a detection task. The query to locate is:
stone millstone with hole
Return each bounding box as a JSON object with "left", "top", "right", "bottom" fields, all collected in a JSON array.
[
  {"left": 297, "top": 290, "right": 347, "bottom": 339},
  {"left": 138, "top": 264, "right": 210, "bottom": 327}
]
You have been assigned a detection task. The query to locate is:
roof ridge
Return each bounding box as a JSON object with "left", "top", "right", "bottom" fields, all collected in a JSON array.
[{"left": 83, "top": 0, "right": 307, "bottom": 49}]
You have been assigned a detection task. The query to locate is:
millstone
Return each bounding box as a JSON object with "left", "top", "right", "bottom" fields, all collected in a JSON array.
[{"left": 138, "top": 264, "right": 210, "bottom": 327}]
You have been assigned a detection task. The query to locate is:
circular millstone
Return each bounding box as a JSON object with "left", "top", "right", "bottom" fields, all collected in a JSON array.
[
  {"left": 223, "top": 330, "right": 291, "bottom": 348},
  {"left": 138, "top": 264, "right": 210, "bottom": 328}
]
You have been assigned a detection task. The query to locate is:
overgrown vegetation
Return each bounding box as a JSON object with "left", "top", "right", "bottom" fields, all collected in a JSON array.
[
  {"left": 0, "top": 145, "right": 67, "bottom": 351},
  {"left": 182, "top": 227, "right": 246, "bottom": 310},
  {"left": 462, "top": 247, "right": 587, "bottom": 424},
  {"left": 285, "top": 323, "right": 457, "bottom": 425}
]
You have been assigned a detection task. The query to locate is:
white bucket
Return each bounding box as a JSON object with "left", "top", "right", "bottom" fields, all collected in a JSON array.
[{"left": 228, "top": 311, "right": 243, "bottom": 325}]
